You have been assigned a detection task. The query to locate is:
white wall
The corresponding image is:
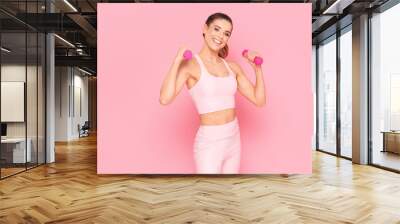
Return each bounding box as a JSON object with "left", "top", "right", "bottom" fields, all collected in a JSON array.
[
  {"left": 1, "top": 82, "right": 25, "bottom": 122},
  {"left": 55, "top": 66, "right": 70, "bottom": 141},
  {"left": 55, "top": 66, "right": 89, "bottom": 141}
]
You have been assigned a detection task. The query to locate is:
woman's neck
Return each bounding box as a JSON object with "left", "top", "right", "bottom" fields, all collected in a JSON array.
[{"left": 199, "top": 46, "right": 220, "bottom": 64}]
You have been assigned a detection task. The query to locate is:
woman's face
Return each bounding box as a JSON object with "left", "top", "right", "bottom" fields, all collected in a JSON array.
[{"left": 203, "top": 19, "right": 232, "bottom": 52}]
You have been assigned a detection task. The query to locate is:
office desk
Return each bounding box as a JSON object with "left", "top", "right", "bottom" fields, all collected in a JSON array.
[
  {"left": 381, "top": 131, "right": 400, "bottom": 154},
  {"left": 1, "top": 138, "right": 32, "bottom": 163}
]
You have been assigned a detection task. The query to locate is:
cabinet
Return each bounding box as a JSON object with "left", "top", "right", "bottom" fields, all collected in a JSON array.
[{"left": 382, "top": 131, "right": 400, "bottom": 154}]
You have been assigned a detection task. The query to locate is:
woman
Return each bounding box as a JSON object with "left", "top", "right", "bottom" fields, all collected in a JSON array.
[{"left": 159, "top": 12, "right": 266, "bottom": 174}]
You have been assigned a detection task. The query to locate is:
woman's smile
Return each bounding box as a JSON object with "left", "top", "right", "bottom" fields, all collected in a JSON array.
[{"left": 211, "top": 38, "right": 223, "bottom": 48}]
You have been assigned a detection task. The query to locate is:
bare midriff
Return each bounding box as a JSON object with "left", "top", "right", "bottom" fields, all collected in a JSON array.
[{"left": 199, "top": 108, "right": 236, "bottom": 125}]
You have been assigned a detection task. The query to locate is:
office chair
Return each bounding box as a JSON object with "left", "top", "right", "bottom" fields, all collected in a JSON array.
[{"left": 79, "top": 121, "right": 90, "bottom": 138}]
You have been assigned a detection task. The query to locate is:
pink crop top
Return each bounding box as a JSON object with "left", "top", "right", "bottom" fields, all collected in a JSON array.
[{"left": 188, "top": 54, "right": 237, "bottom": 114}]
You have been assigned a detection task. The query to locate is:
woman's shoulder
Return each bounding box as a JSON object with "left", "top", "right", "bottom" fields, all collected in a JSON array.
[
  {"left": 226, "top": 60, "right": 241, "bottom": 73},
  {"left": 181, "top": 57, "right": 200, "bottom": 77}
]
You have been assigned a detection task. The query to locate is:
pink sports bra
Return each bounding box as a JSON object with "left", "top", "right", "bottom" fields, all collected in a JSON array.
[{"left": 188, "top": 54, "right": 237, "bottom": 114}]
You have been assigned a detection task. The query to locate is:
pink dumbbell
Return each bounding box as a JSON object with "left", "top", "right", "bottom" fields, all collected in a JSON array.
[
  {"left": 183, "top": 50, "right": 192, "bottom": 60},
  {"left": 242, "top": 49, "right": 263, "bottom": 66}
]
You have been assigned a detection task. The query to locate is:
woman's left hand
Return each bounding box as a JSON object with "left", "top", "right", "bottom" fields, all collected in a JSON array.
[{"left": 243, "top": 50, "right": 262, "bottom": 69}]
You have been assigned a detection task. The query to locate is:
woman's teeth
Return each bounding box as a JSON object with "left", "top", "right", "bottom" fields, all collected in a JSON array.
[{"left": 213, "top": 38, "right": 222, "bottom": 45}]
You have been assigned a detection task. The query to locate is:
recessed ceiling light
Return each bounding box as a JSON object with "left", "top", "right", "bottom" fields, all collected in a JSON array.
[
  {"left": 54, "top": 34, "right": 75, "bottom": 48},
  {"left": 63, "top": 0, "right": 78, "bottom": 12},
  {"left": 78, "top": 67, "right": 93, "bottom": 76},
  {"left": 1, "top": 47, "right": 11, "bottom": 53},
  {"left": 322, "top": 0, "right": 355, "bottom": 15}
]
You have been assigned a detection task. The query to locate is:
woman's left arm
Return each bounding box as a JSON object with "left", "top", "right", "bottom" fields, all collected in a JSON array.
[{"left": 229, "top": 61, "right": 266, "bottom": 107}]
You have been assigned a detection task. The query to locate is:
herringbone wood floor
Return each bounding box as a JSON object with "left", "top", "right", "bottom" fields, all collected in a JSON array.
[{"left": 1, "top": 133, "right": 400, "bottom": 224}]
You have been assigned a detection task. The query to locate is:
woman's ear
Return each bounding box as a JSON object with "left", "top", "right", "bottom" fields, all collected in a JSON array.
[{"left": 202, "top": 24, "right": 208, "bottom": 37}]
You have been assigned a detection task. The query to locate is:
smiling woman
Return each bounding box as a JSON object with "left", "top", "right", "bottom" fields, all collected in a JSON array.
[
  {"left": 202, "top": 13, "right": 233, "bottom": 59},
  {"left": 159, "top": 12, "right": 266, "bottom": 174}
]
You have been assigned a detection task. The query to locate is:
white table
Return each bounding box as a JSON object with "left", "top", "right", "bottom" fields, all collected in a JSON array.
[{"left": 1, "top": 138, "right": 32, "bottom": 163}]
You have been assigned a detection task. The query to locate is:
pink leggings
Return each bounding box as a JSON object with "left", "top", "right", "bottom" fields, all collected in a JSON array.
[{"left": 193, "top": 117, "right": 241, "bottom": 174}]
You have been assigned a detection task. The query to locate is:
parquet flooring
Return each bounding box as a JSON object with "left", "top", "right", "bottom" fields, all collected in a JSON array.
[{"left": 1, "top": 133, "right": 400, "bottom": 223}]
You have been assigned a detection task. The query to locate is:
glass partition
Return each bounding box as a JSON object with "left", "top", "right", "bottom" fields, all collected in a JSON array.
[
  {"left": 317, "top": 35, "right": 337, "bottom": 154},
  {"left": 0, "top": 1, "right": 46, "bottom": 179},
  {"left": 339, "top": 27, "right": 352, "bottom": 158},
  {"left": 371, "top": 3, "right": 400, "bottom": 171},
  {"left": 1, "top": 31, "right": 28, "bottom": 177}
]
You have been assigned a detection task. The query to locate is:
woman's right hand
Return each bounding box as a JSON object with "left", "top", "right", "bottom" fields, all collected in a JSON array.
[{"left": 174, "top": 47, "right": 190, "bottom": 63}]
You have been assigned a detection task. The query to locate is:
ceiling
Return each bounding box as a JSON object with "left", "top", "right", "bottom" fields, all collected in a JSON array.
[{"left": 0, "top": 0, "right": 393, "bottom": 75}]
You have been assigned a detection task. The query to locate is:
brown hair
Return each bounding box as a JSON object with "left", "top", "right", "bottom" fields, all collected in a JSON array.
[{"left": 203, "top": 12, "right": 233, "bottom": 58}]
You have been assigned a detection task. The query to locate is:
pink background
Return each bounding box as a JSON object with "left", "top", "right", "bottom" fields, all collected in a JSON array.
[{"left": 97, "top": 3, "right": 313, "bottom": 174}]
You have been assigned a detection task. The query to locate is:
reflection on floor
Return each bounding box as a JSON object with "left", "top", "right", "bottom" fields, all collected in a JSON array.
[
  {"left": 373, "top": 150, "right": 400, "bottom": 171},
  {"left": 0, "top": 163, "right": 40, "bottom": 178},
  {"left": 341, "top": 147, "right": 352, "bottom": 158},
  {"left": 0, "top": 167, "right": 25, "bottom": 178}
]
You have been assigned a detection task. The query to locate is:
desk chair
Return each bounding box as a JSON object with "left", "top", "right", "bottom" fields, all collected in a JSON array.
[{"left": 78, "top": 121, "right": 90, "bottom": 138}]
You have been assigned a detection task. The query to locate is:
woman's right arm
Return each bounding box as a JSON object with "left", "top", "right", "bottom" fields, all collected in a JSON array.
[{"left": 159, "top": 48, "right": 191, "bottom": 105}]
